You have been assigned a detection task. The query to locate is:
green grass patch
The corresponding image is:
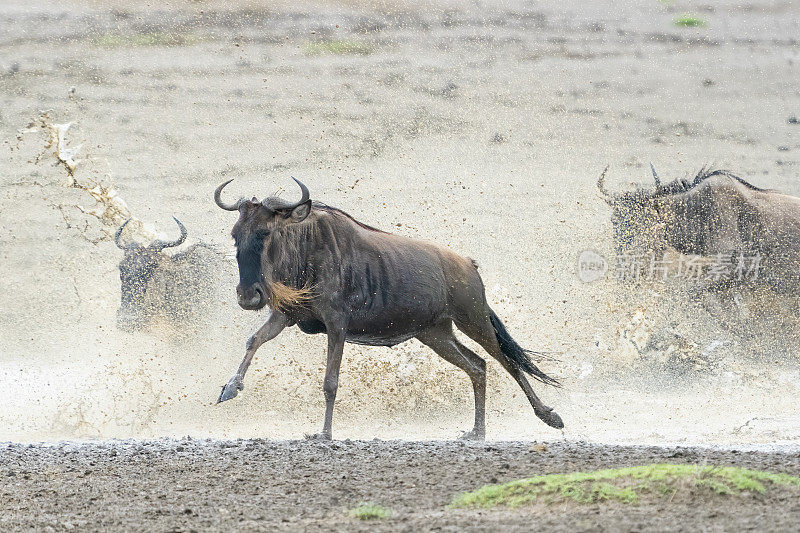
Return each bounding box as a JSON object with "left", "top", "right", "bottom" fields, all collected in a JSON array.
[
  {"left": 450, "top": 464, "right": 800, "bottom": 509},
  {"left": 303, "top": 39, "right": 373, "bottom": 56},
  {"left": 673, "top": 14, "right": 707, "bottom": 27},
  {"left": 348, "top": 503, "right": 392, "bottom": 520},
  {"left": 94, "top": 32, "right": 205, "bottom": 48}
]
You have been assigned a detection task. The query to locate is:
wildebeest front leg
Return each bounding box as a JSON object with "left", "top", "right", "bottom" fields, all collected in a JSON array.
[
  {"left": 218, "top": 310, "right": 290, "bottom": 403},
  {"left": 308, "top": 323, "right": 346, "bottom": 440}
]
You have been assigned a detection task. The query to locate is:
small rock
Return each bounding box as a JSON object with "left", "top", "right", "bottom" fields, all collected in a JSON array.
[
  {"left": 490, "top": 132, "right": 507, "bottom": 144},
  {"left": 440, "top": 82, "right": 458, "bottom": 98}
]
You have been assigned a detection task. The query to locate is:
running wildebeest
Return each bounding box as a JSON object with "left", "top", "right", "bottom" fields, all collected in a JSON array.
[
  {"left": 115, "top": 217, "right": 217, "bottom": 331},
  {"left": 214, "top": 178, "right": 562, "bottom": 440},
  {"left": 597, "top": 165, "right": 800, "bottom": 291}
]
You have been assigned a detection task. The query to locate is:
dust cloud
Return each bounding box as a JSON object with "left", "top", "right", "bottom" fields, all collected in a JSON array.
[{"left": 1, "top": 0, "right": 799, "bottom": 448}]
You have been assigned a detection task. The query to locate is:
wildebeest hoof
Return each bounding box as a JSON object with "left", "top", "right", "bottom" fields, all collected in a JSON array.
[
  {"left": 217, "top": 378, "right": 244, "bottom": 403},
  {"left": 304, "top": 432, "right": 332, "bottom": 441},
  {"left": 459, "top": 429, "right": 485, "bottom": 441},
  {"left": 535, "top": 406, "right": 564, "bottom": 429}
]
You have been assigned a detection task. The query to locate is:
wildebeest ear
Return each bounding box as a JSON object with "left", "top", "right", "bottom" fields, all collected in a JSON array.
[{"left": 290, "top": 200, "right": 311, "bottom": 222}]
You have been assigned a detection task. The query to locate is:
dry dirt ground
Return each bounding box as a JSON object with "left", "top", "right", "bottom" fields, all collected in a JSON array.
[
  {"left": 2, "top": 0, "right": 799, "bottom": 445},
  {"left": 2, "top": 439, "right": 800, "bottom": 532}
]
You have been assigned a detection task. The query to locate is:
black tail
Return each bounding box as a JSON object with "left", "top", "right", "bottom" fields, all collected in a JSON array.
[{"left": 489, "top": 309, "right": 560, "bottom": 387}]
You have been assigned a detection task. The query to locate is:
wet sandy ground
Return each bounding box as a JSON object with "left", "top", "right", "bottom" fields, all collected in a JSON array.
[{"left": 2, "top": 439, "right": 800, "bottom": 531}]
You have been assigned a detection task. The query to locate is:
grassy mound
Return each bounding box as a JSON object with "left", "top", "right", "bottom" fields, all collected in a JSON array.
[
  {"left": 450, "top": 464, "right": 800, "bottom": 508},
  {"left": 673, "top": 14, "right": 707, "bottom": 27},
  {"left": 348, "top": 503, "right": 392, "bottom": 520}
]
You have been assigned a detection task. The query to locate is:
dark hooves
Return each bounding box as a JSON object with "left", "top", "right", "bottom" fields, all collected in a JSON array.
[
  {"left": 459, "top": 429, "right": 486, "bottom": 441},
  {"left": 217, "top": 384, "right": 238, "bottom": 404},
  {"left": 536, "top": 407, "right": 565, "bottom": 429}
]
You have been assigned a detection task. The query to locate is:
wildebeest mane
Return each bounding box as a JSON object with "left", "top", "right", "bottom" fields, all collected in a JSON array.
[
  {"left": 653, "top": 167, "right": 768, "bottom": 198},
  {"left": 312, "top": 203, "right": 389, "bottom": 234}
]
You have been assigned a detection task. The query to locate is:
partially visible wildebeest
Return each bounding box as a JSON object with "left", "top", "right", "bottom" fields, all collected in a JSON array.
[
  {"left": 214, "top": 178, "right": 562, "bottom": 440},
  {"left": 598, "top": 165, "right": 800, "bottom": 291},
  {"left": 115, "top": 217, "right": 217, "bottom": 331}
]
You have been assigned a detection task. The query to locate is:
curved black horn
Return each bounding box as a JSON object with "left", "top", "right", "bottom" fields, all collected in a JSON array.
[
  {"left": 150, "top": 217, "right": 188, "bottom": 251},
  {"left": 597, "top": 166, "right": 615, "bottom": 206},
  {"left": 115, "top": 219, "right": 132, "bottom": 249},
  {"left": 214, "top": 179, "right": 241, "bottom": 211},
  {"left": 291, "top": 177, "right": 310, "bottom": 207},
  {"left": 650, "top": 162, "right": 661, "bottom": 187}
]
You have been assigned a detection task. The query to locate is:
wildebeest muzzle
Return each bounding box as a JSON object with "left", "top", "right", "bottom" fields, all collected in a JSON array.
[{"left": 237, "top": 280, "right": 268, "bottom": 310}]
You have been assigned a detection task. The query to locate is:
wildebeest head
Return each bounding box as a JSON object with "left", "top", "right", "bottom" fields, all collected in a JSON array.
[
  {"left": 215, "top": 178, "right": 311, "bottom": 310},
  {"left": 115, "top": 217, "right": 187, "bottom": 330},
  {"left": 597, "top": 164, "right": 667, "bottom": 256}
]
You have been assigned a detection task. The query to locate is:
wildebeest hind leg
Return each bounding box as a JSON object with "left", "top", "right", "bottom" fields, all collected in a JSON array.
[
  {"left": 417, "top": 322, "right": 486, "bottom": 440},
  {"left": 455, "top": 314, "right": 563, "bottom": 429},
  {"left": 218, "top": 310, "right": 290, "bottom": 403}
]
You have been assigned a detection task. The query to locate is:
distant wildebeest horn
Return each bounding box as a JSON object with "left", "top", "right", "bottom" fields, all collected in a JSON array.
[
  {"left": 214, "top": 179, "right": 242, "bottom": 211},
  {"left": 150, "top": 217, "right": 187, "bottom": 251},
  {"left": 597, "top": 165, "right": 615, "bottom": 205},
  {"left": 650, "top": 162, "right": 661, "bottom": 187},
  {"left": 115, "top": 219, "right": 132, "bottom": 249},
  {"left": 289, "top": 177, "right": 310, "bottom": 208}
]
